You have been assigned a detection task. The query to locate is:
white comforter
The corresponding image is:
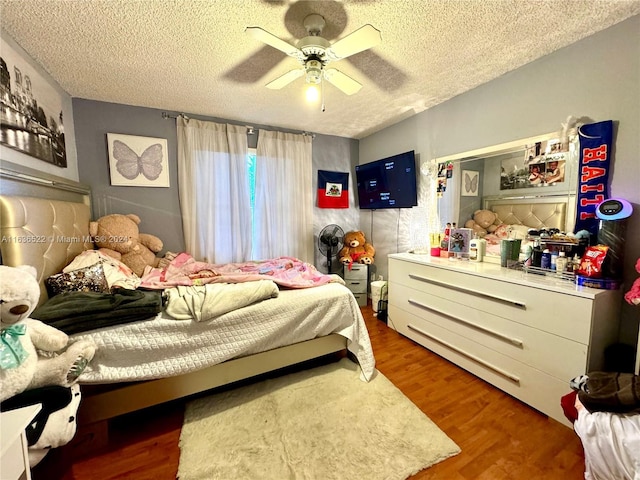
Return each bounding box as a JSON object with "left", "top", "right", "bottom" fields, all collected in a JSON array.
[{"left": 72, "top": 283, "right": 375, "bottom": 383}]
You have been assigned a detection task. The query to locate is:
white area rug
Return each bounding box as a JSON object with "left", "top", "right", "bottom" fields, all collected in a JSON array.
[{"left": 178, "top": 359, "right": 460, "bottom": 480}]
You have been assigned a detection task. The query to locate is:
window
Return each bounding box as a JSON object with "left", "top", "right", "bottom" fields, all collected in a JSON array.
[{"left": 177, "top": 120, "right": 312, "bottom": 263}]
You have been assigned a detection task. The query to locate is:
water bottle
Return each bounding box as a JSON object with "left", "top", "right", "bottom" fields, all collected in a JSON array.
[{"left": 541, "top": 249, "right": 551, "bottom": 270}]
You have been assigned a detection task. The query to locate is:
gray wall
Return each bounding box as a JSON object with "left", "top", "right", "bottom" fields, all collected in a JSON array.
[
  {"left": 72, "top": 99, "right": 360, "bottom": 272},
  {"left": 359, "top": 15, "right": 640, "bottom": 346},
  {"left": 73, "top": 100, "right": 184, "bottom": 254}
]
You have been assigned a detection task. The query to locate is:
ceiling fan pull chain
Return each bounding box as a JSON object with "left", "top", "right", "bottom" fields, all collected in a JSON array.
[{"left": 321, "top": 77, "right": 326, "bottom": 112}]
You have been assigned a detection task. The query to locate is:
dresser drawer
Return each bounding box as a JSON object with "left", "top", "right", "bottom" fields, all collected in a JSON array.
[
  {"left": 389, "top": 284, "right": 587, "bottom": 381},
  {"left": 389, "top": 258, "right": 592, "bottom": 343},
  {"left": 345, "top": 279, "right": 367, "bottom": 294},
  {"left": 389, "top": 304, "right": 573, "bottom": 427},
  {"left": 352, "top": 292, "right": 367, "bottom": 307},
  {"left": 344, "top": 264, "right": 368, "bottom": 280}
]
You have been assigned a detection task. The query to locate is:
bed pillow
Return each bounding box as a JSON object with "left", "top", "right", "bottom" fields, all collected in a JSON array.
[
  {"left": 492, "top": 223, "right": 529, "bottom": 240},
  {"left": 492, "top": 224, "right": 511, "bottom": 238},
  {"left": 45, "top": 263, "right": 110, "bottom": 297},
  {"left": 509, "top": 224, "right": 530, "bottom": 240},
  {"left": 63, "top": 250, "right": 141, "bottom": 290}
]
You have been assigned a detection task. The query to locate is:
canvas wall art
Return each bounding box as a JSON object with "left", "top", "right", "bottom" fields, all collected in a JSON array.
[
  {"left": 461, "top": 170, "right": 479, "bottom": 196},
  {"left": 107, "top": 133, "right": 169, "bottom": 187},
  {"left": 0, "top": 36, "right": 67, "bottom": 167}
]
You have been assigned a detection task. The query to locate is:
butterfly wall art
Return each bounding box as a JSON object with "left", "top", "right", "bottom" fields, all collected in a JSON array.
[
  {"left": 461, "top": 170, "right": 479, "bottom": 197},
  {"left": 107, "top": 133, "right": 169, "bottom": 187}
]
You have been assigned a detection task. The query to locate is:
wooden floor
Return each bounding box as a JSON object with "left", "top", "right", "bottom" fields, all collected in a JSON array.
[{"left": 33, "top": 304, "right": 586, "bottom": 480}]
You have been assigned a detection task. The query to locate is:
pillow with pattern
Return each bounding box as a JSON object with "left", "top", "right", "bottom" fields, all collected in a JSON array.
[{"left": 45, "top": 263, "right": 110, "bottom": 297}]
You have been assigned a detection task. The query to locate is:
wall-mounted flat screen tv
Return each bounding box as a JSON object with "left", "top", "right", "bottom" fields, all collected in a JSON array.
[{"left": 355, "top": 150, "right": 418, "bottom": 209}]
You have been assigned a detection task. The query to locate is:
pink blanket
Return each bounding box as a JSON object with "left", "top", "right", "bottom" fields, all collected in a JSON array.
[{"left": 140, "top": 253, "right": 334, "bottom": 289}]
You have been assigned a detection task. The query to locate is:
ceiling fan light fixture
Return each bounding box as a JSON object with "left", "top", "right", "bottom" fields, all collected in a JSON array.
[
  {"left": 247, "top": 14, "right": 381, "bottom": 97},
  {"left": 305, "top": 84, "right": 320, "bottom": 102},
  {"left": 305, "top": 59, "right": 323, "bottom": 84},
  {"left": 297, "top": 36, "right": 330, "bottom": 57}
]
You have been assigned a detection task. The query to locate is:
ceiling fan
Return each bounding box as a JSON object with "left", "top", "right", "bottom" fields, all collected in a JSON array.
[{"left": 246, "top": 14, "right": 381, "bottom": 95}]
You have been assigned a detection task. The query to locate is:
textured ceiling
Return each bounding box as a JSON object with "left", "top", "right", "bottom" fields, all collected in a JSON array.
[{"left": 1, "top": 0, "right": 639, "bottom": 139}]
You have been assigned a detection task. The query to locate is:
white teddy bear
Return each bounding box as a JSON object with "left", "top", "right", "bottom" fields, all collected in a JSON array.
[{"left": 0, "top": 265, "right": 96, "bottom": 402}]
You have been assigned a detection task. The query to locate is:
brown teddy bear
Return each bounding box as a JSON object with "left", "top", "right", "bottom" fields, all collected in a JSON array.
[
  {"left": 89, "top": 214, "right": 163, "bottom": 276},
  {"left": 339, "top": 230, "right": 375, "bottom": 265},
  {"left": 464, "top": 209, "right": 500, "bottom": 238}
]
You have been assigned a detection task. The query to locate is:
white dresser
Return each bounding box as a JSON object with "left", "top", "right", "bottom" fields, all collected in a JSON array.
[
  {"left": 1, "top": 404, "right": 41, "bottom": 480},
  {"left": 388, "top": 253, "right": 622, "bottom": 427},
  {"left": 343, "top": 264, "right": 368, "bottom": 307}
]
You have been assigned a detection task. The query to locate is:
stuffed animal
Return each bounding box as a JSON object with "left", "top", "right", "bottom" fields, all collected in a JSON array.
[
  {"left": 464, "top": 209, "right": 500, "bottom": 238},
  {"left": 29, "top": 384, "right": 82, "bottom": 466},
  {"left": 1, "top": 384, "right": 82, "bottom": 467},
  {"left": 90, "top": 213, "right": 164, "bottom": 276},
  {"left": 624, "top": 257, "right": 640, "bottom": 306},
  {"left": 0, "top": 265, "right": 96, "bottom": 402},
  {"left": 339, "top": 231, "right": 375, "bottom": 265}
]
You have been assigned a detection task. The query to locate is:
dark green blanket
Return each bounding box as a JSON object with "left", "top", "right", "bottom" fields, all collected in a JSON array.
[{"left": 32, "top": 289, "right": 163, "bottom": 335}]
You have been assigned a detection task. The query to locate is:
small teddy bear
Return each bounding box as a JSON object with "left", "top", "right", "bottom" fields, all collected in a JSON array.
[
  {"left": 90, "top": 213, "right": 164, "bottom": 276},
  {"left": 464, "top": 209, "right": 500, "bottom": 238},
  {"left": 339, "top": 230, "right": 376, "bottom": 265},
  {"left": 0, "top": 265, "right": 96, "bottom": 402}
]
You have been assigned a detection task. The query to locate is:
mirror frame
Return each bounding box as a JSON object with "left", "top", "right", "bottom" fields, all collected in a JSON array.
[{"left": 434, "top": 130, "right": 579, "bottom": 258}]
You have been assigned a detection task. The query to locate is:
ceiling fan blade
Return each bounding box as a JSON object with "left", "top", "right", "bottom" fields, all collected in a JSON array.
[
  {"left": 245, "top": 26, "right": 302, "bottom": 58},
  {"left": 323, "top": 69, "right": 362, "bottom": 95},
  {"left": 326, "top": 24, "right": 381, "bottom": 60},
  {"left": 265, "top": 69, "right": 305, "bottom": 89}
]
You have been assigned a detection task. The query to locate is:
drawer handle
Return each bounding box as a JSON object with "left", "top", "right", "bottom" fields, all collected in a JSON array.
[
  {"left": 407, "top": 324, "right": 521, "bottom": 384},
  {"left": 408, "top": 273, "right": 526, "bottom": 309},
  {"left": 408, "top": 299, "right": 524, "bottom": 348}
]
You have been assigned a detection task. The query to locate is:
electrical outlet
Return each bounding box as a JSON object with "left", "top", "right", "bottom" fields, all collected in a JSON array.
[{"left": 378, "top": 275, "right": 383, "bottom": 281}]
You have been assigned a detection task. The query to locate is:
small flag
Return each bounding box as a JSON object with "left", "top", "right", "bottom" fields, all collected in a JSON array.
[{"left": 317, "top": 170, "right": 349, "bottom": 208}]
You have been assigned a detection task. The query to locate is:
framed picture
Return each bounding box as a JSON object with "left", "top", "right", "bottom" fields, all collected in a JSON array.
[
  {"left": 461, "top": 170, "right": 479, "bottom": 196},
  {"left": 448, "top": 228, "right": 472, "bottom": 255},
  {"left": 0, "top": 36, "right": 68, "bottom": 167},
  {"left": 107, "top": 133, "right": 169, "bottom": 187}
]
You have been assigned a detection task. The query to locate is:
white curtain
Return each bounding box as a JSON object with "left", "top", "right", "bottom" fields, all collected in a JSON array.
[
  {"left": 254, "top": 130, "right": 313, "bottom": 263},
  {"left": 177, "top": 118, "right": 251, "bottom": 263}
]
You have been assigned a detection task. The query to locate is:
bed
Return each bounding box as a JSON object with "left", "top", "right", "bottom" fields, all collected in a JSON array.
[{"left": 0, "top": 165, "right": 375, "bottom": 430}]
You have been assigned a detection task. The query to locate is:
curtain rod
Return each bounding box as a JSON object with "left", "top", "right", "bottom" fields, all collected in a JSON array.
[
  {"left": 161, "top": 112, "right": 190, "bottom": 120},
  {"left": 162, "top": 112, "right": 315, "bottom": 138}
]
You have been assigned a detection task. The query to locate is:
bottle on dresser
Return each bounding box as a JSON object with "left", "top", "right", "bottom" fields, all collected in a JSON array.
[
  {"left": 572, "top": 254, "right": 582, "bottom": 272},
  {"left": 441, "top": 222, "right": 452, "bottom": 257},
  {"left": 556, "top": 251, "right": 568, "bottom": 274},
  {"left": 469, "top": 233, "right": 486, "bottom": 262}
]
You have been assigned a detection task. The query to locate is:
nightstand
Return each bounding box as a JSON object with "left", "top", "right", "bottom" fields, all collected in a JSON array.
[
  {"left": 344, "top": 263, "right": 368, "bottom": 306},
  {"left": 1, "top": 404, "right": 41, "bottom": 480}
]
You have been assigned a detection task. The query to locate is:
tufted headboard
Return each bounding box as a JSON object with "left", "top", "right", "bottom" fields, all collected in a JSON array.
[
  {"left": 0, "top": 195, "right": 93, "bottom": 305},
  {"left": 483, "top": 196, "right": 569, "bottom": 231}
]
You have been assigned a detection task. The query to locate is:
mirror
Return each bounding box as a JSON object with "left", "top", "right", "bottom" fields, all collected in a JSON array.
[{"left": 435, "top": 130, "right": 579, "bottom": 261}]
